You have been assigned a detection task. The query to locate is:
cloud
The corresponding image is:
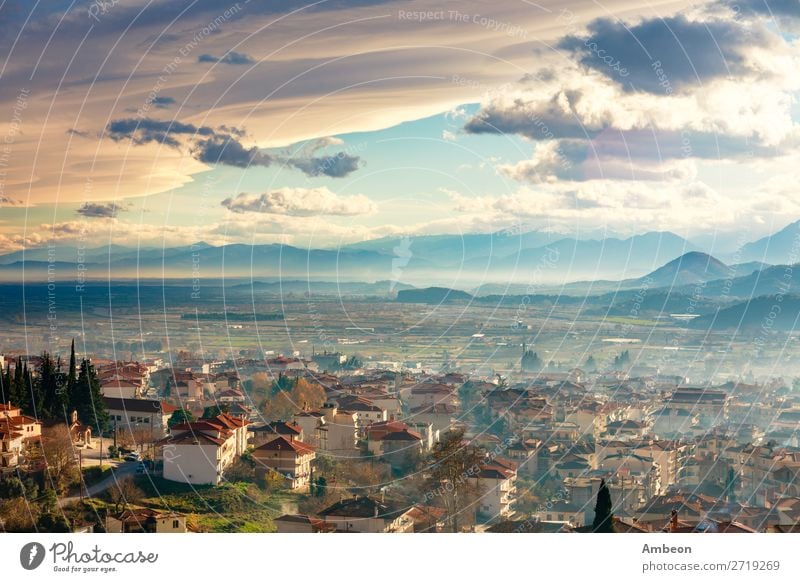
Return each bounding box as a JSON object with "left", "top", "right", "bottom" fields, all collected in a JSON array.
[
  {"left": 0, "top": 196, "right": 21, "bottom": 206},
  {"left": 498, "top": 137, "right": 699, "bottom": 183},
  {"left": 221, "top": 187, "right": 377, "bottom": 216},
  {"left": 446, "top": 180, "right": 738, "bottom": 234},
  {"left": 66, "top": 128, "right": 90, "bottom": 138},
  {"left": 192, "top": 134, "right": 274, "bottom": 167},
  {"left": 107, "top": 117, "right": 363, "bottom": 177},
  {"left": 198, "top": 51, "right": 255, "bottom": 65},
  {"left": 464, "top": 8, "right": 800, "bottom": 177},
  {"left": 557, "top": 15, "right": 776, "bottom": 94},
  {"left": 76, "top": 202, "right": 127, "bottom": 218},
  {"left": 715, "top": 0, "right": 800, "bottom": 31},
  {"left": 151, "top": 96, "right": 176, "bottom": 108},
  {"left": 106, "top": 118, "right": 214, "bottom": 147},
  {"left": 285, "top": 153, "right": 362, "bottom": 178}
]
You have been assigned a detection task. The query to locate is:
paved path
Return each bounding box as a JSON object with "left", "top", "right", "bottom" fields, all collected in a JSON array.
[{"left": 58, "top": 461, "right": 138, "bottom": 507}]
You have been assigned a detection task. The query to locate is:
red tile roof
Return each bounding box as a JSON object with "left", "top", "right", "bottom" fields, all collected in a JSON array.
[{"left": 254, "top": 435, "right": 316, "bottom": 456}]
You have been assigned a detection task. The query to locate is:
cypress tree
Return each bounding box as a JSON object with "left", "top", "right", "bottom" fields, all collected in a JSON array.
[
  {"left": 592, "top": 478, "right": 615, "bottom": 533},
  {"left": 73, "top": 359, "right": 109, "bottom": 433},
  {"left": 0, "top": 362, "right": 6, "bottom": 404},
  {"left": 13, "top": 359, "right": 26, "bottom": 412},
  {"left": 3, "top": 362, "right": 13, "bottom": 406},
  {"left": 39, "top": 352, "right": 59, "bottom": 420},
  {"left": 67, "top": 340, "right": 77, "bottom": 393}
]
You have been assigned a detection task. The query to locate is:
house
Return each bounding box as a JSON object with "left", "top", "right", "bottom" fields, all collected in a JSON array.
[
  {"left": 380, "top": 428, "right": 423, "bottom": 471},
  {"left": 533, "top": 501, "right": 586, "bottom": 527},
  {"left": 505, "top": 438, "right": 540, "bottom": 476},
  {"left": 335, "top": 396, "right": 387, "bottom": 436},
  {"left": 249, "top": 420, "right": 303, "bottom": 447},
  {"left": 0, "top": 403, "right": 41, "bottom": 473},
  {"left": 274, "top": 514, "right": 335, "bottom": 533},
  {"left": 604, "top": 419, "right": 650, "bottom": 441},
  {"left": 155, "top": 412, "right": 250, "bottom": 485},
  {"left": 1, "top": 403, "right": 41, "bottom": 438},
  {"left": 665, "top": 387, "right": 727, "bottom": 426},
  {"left": 100, "top": 379, "right": 141, "bottom": 399},
  {"left": 405, "top": 505, "right": 446, "bottom": 532},
  {"left": 404, "top": 383, "right": 457, "bottom": 410},
  {"left": 0, "top": 422, "right": 23, "bottom": 473},
  {"left": 408, "top": 403, "right": 458, "bottom": 433},
  {"left": 252, "top": 436, "right": 316, "bottom": 490},
  {"left": 105, "top": 508, "right": 186, "bottom": 533},
  {"left": 367, "top": 420, "right": 409, "bottom": 453},
  {"left": 292, "top": 411, "right": 325, "bottom": 448},
  {"left": 97, "top": 361, "right": 150, "bottom": 398},
  {"left": 104, "top": 397, "right": 178, "bottom": 440},
  {"left": 315, "top": 405, "right": 358, "bottom": 456},
  {"left": 470, "top": 458, "right": 518, "bottom": 524},
  {"left": 317, "top": 496, "right": 415, "bottom": 532},
  {"left": 217, "top": 388, "right": 246, "bottom": 403}
]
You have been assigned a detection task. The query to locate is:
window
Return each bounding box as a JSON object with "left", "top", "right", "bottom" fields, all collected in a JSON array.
[{"left": 173, "top": 520, "right": 179, "bottom": 528}]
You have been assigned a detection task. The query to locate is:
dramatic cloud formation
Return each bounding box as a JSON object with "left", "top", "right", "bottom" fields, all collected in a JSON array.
[
  {"left": 76, "top": 202, "right": 126, "bottom": 218},
  {"left": 107, "top": 118, "right": 361, "bottom": 177},
  {"left": 106, "top": 118, "right": 214, "bottom": 147},
  {"left": 465, "top": 8, "right": 800, "bottom": 185},
  {"left": 557, "top": 15, "right": 775, "bottom": 94},
  {"left": 221, "top": 187, "right": 377, "bottom": 216},
  {"left": 198, "top": 51, "right": 255, "bottom": 65}
]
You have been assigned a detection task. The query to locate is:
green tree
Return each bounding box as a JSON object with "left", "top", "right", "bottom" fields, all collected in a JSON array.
[
  {"left": 67, "top": 339, "right": 77, "bottom": 394},
  {"left": 1, "top": 362, "right": 9, "bottom": 404},
  {"left": 0, "top": 476, "right": 25, "bottom": 499},
  {"left": 315, "top": 476, "right": 327, "bottom": 497},
  {"left": 270, "top": 373, "right": 295, "bottom": 395},
  {"left": 71, "top": 359, "right": 109, "bottom": 433},
  {"left": 521, "top": 349, "right": 542, "bottom": 372},
  {"left": 341, "top": 355, "right": 363, "bottom": 370},
  {"left": 168, "top": 408, "right": 195, "bottom": 428},
  {"left": 39, "top": 352, "right": 68, "bottom": 421},
  {"left": 23, "top": 362, "right": 42, "bottom": 417},
  {"left": 202, "top": 404, "right": 230, "bottom": 419},
  {"left": 592, "top": 478, "right": 614, "bottom": 533}
]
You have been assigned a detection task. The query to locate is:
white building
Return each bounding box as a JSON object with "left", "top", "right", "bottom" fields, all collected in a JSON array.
[{"left": 156, "top": 412, "right": 250, "bottom": 485}]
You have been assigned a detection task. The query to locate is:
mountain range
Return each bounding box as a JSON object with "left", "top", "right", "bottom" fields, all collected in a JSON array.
[{"left": 3, "top": 220, "right": 800, "bottom": 291}]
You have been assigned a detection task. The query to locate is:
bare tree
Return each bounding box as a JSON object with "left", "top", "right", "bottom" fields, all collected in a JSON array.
[
  {"left": 425, "top": 429, "right": 484, "bottom": 533},
  {"left": 42, "top": 424, "right": 80, "bottom": 495},
  {"left": 107, "top": 477, "right": 144, "bottom": 512}
]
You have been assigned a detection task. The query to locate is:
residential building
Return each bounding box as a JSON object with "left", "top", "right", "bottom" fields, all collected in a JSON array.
[
  {"left": 104, "top": 397, "right": 178, "bottom": 440},
  {"left": 252, "top": 436, "right": 316, "bottom": 490},
  {"left": 155, "top": 412, "right": 250, "bottom": 485},
  {"left": 105, "top": 509, "right": 187, "bottom": 533},
  {"left": 317, "top": 496, "right": 415, "bottom": 532}
]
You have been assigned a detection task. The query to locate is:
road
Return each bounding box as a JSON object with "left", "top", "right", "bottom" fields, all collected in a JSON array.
[{"left": 58, "top": 461, "right": 139, "bottom": 508}]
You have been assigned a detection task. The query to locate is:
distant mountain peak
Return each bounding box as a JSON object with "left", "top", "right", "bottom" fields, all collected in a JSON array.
[{"left": 641, "top": 251, "right": 729, "bottom": 287}]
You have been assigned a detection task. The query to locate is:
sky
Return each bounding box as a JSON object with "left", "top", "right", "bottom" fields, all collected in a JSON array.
[{"left": 0, "top": 0, "right": 799, "bottom": 253}]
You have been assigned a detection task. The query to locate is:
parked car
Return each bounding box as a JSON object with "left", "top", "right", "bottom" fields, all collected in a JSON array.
[{"left": 124, "top": 452, "right": 141, "bottom": 462}]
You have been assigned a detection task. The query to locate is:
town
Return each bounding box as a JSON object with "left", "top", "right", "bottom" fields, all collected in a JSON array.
[{"left": 2, "top": 337, "right": 800, "bottom": 534}]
